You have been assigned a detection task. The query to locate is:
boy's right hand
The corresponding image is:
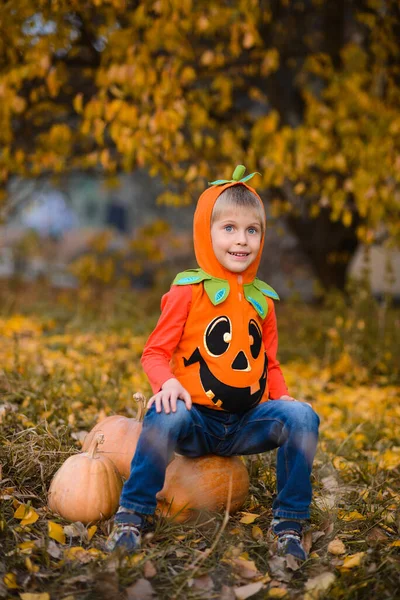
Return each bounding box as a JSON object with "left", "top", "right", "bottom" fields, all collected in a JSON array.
[{"left": 147, "top": 378, "right": 192, "bottom": 414}]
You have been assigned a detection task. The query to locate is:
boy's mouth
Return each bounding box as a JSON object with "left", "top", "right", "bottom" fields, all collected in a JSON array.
[{"left": 228, "top": 252, "right": 249, "bottom": 257}]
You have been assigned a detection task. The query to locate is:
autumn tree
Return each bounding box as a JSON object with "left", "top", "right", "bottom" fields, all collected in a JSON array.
[{"left": 0, "top": 0, "right": 399, "bottom": 289}]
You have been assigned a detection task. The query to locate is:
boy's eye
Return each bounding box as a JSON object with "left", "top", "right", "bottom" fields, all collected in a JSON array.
[
  {"left": 248, "top": 227, "right": 258, "bottom": 234},
  {"left": 224, "top": 225, "right": 233, "bottom": 232}
]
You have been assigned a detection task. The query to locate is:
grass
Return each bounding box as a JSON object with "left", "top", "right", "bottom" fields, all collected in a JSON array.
[{"left": 0, "top": 281, "right": 399, "bottom": 599}]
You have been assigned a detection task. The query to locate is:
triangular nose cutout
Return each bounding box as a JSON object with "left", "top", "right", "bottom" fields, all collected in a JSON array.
[{"left": 231, "top": 350, "right": 250, "bottom": 371}]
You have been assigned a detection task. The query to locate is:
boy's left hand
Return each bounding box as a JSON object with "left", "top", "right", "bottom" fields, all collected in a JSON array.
[{"left": 275, "top": 395, "right": 312, "bottom": 407}]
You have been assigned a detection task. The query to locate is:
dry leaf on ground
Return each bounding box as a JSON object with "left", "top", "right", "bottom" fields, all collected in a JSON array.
[
  {"left": 234, "top": 581, "right": 264, "bottom": 599},
  {"left": 340, "top": 552, "right": 365, "bottom": 570},
  {"left": 239, "top": 513, "right": 259, "bottom": 525},
  {"left": 126, "top": 578, "right": 157, "bottom": 600},
  {"left": 304, "top": 571, "right": 336, "bottom": 599},
  {"left": 327, "top": 538, "right": 346, "bottom": 555}
]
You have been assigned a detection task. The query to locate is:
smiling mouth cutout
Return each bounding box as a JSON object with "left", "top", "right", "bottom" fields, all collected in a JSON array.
[{"left": 183, "top": 348, "right": 268, "bottom": 414}]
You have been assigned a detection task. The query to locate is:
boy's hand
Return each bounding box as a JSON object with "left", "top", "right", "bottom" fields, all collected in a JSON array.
[
  {"left": 274, "top": 394, "right": 312, "bottom": 407},
  {"left": 147, "top": 378, "right": 192, "bottom": 414}
]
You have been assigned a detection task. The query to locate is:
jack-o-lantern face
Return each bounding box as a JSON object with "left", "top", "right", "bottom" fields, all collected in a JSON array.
[{"left": 184, "top": 315, "right": 268, "bottom": 413}]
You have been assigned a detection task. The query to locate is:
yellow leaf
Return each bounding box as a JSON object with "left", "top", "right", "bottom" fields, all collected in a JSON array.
[
  {"left": 18, "top": 541, "right": 36, "bottom": 554},
  {"left": 252, "top": 525, "right": 263, "bottom": 540},
  {"left": 327, "top": 538, "right": 346, "bottom": 555},
  {"left": 73, "top": 93, "right": 84, "bottom": 114},
  {"left": 379, "top": 448, "right": 400, "bottom": 471},
  {"left": 341, "top": 552, "right": 365, "bottom": 570},
  {"left": 230, "top": 527, "right": 241, "bottom": 535},
  {"left": 268, "top": 587, "right": 287, "bottom": 598},
  {"left": 390, "top": 540, "right": 400, "bottom": 547},
  {"left": 240, "top": 512, "right": 259, "bottom": 524},
  {"left": 20, "top": 594, "right": 50, "bottom": 600},
  {"left": 64, "top": 546, "right": 87, "bottom": 561},
  {"left": 338, "top": 510, "right": 366, "bottom": 521},
  {"left": 4, "top": 572, "right": 18, "bottom": 588},
  {"left": 14, "top": 504, "right": 39, "bottom": 526},
  {"left": 48, "top": 521, "right": 66, "bottom": 544},
  {"left": 25, "top": 557, "right": 39, "bottom": 573},
  {"left": 87, "top": 525, "right": 97, "bottom": 541}
]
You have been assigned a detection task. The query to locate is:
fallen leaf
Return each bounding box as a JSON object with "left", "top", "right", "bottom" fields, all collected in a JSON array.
[
  {"left": 234, "top": 581, "right": 264, "bottom": 599},
  {"left": 192, "top": 574, "right": 214, "bottom": 591},
  {"left": 366, "top": 527, "right": 389, "bottom": 543},
  {"left": 304, "top": 571, "right": 335, "bottom": 599},
  {"left": 268, "top": 557, "right": 292, "bottom": 583},
  {"left": 87, "top": 525, "right": 97, "bottom": 541},
  {"left": 302, "top": 529, "right": 313, "bottom": 554},
  {"left": 390, "top": 540, "right": 400, "bottom": 547},
  {"left": 64, "top": 522, "right": 87, "bottom": 539},
  {"left": 252, "top": 525, "right": 263, "bottom": 540},
  {"left": 48, "top": 521, "right": 66, "bottom": 544},
  {"left": 267, "top": 587, "right": 288, "bottom": 598},
  {"left": 340, "top": 552, "right": 365, "bottom": 570},
  {"left": 285, "top": 554, "right": 300, "bottom": 571},
  {"left": 337, "top": 510, "right": 366, "bottom": 521},
  {"left": 25, "top": 557, "right": 39, "bottom": 573},
  {"left": 327, "top": 538, "right": 346, "bottom": 555},
  {"left": 231, "top": 557, "right": 261, "bottom": 580},
  {"left": 220, "top": 586, "right": 236, "bottom": 600},
  {"left": 126, "top": 578, "right": 157, "bottom": 600},
  {"left": 4, "top": 573, "right": 18, "bottom": 589},
  {"left": 18, "top": 541, "right": 36, "bottom": 554},
  {"left": 240, "top": 513, "right": 259, "bottom": 525},
  {"left": 64, "top": 546, "right": 92, "bottom": 563},
  {"left": 142, "top": 560, "right": 157, "bottom": 579},
  {"left": 19, "top": 593, "right": 50, "bottom": 600},
  {"left": 14, "top": 504, "right": 39, "bottom": 526},
  {"left": 46, "top": 540, "right": 62, "bottom": 559}
]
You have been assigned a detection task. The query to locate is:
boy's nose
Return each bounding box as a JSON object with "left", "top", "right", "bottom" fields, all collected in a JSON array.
[{"left": 236, "top": 232, "right": 247, "bottom": 245}]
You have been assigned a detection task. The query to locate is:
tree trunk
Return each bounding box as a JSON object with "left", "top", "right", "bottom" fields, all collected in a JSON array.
[{"left": 286, "top": 208, "right": 360, "bottom": 291}]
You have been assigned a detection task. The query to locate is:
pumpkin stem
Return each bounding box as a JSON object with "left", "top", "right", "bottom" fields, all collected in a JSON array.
[
  {"left": 87, "top": 433, "right": 104, "bottom": 458},
  {"left": 133, "top": 392, "right": 146, "bottom": 422}
]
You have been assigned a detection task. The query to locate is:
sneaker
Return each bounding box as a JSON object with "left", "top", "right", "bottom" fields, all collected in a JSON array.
[
  {"left": 271, "top": 519, "right": 308, "bottom": 562},
  {"left": 106, "top": 508, "right": 146, "bottom": 552}
]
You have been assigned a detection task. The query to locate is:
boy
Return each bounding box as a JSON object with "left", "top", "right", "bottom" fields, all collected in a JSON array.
[{"left": 107, "top": 166, "right": 320, "bottom": 561}]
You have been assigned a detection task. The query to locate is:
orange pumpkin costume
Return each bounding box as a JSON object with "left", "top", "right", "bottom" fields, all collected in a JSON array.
[{"left": 142, "top": 177, "right": 289, "bottom": 413}]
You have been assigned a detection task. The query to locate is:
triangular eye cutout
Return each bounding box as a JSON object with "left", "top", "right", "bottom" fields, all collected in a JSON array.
[{"left": 208, "top": 165, "right": 261, "bottom": 186}]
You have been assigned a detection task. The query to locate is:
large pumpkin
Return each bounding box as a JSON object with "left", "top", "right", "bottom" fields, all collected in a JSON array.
[
  {"left": 156, "top": 454, "right": 249, "bottom": 522},
  {"left": 82, "top": 393, "right": 145, "bottom": 479},
  {"left": 48, "top": 434, "right": 122, "bottom": 524}
]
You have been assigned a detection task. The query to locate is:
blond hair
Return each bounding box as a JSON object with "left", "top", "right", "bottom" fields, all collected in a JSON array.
[{"left": 211, "top": 185, "right": 265, "bottom": 234}]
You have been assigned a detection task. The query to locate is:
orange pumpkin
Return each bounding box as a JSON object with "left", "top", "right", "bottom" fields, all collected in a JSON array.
[
  {"left": 156, "top": 454, "right": 249, "bottom": 522},
  {"left": 48, "top": 434, "right": 122, "bottom": 524},
  {"left": 82, "top": 393, "right": 145, "bottom": 479}
]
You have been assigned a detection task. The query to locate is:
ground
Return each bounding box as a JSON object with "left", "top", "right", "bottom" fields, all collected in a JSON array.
[{"left": 0, "top": 284, "right": 399, "bottom": 600}]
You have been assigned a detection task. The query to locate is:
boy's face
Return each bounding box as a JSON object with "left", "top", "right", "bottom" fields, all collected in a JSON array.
[{"left": 211, "top": 207, "right": 263, "bottom": 273}]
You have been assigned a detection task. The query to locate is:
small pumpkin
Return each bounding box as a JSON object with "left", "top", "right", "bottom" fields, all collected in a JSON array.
[
  {"left": 156, "top": 454, "right": 249, "bottom": 522},
  {"left": 82, "top": 393, "right": 146, "bottom": 479},
  {"left": 48, "top": 433, "right": 122, "bottom": 524}
]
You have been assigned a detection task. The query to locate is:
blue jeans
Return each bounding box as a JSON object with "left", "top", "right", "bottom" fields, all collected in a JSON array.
[{"left": 120, "top": 400, "right": 320, "bottom": 520}]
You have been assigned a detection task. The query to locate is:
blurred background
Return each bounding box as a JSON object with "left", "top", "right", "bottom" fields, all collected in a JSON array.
[
  {"left": 1, "top": 5, "right": 400, "bottom": 596},
  {"left": 0, "top": 0, "right": 399, "bottom": 336}
]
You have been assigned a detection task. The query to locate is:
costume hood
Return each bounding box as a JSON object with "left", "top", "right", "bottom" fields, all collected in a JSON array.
[{"left": 193, "top": 181, "right": 265, "bottom": 285}]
